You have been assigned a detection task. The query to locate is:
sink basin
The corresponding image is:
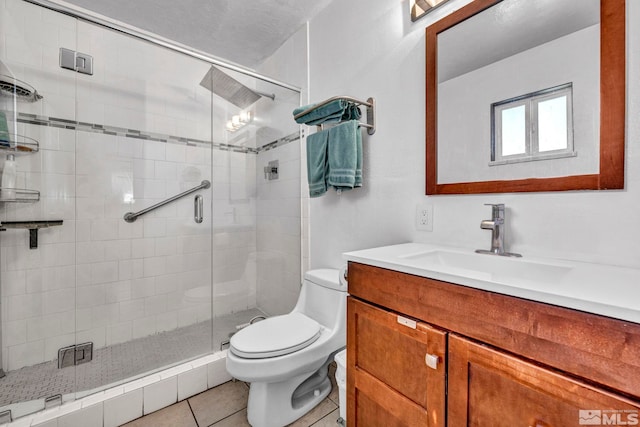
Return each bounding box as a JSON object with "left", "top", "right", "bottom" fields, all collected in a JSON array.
[{"left": 399, "top": 250, "right": 572, "bottom": 284}]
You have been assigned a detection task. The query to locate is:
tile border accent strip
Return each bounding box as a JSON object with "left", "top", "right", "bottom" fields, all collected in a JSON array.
[{"left": 16, "top": 113, "right": 300, "bottom": 155}]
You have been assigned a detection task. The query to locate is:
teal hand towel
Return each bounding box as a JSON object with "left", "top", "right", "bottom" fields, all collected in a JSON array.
[
  {"left": 327, "top": 120, "right": 359, "bottom": 191},
  {"left": 294, "top": 99, "right": 348, "bottom": 125},
  {"left": 306, "top": 128, "right": 329, "bottom": 198},
  {"left": 0, "top": 111, "right": 9, "bottom": 143}
]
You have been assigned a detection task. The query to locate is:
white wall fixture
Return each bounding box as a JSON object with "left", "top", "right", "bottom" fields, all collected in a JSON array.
[{"left": 415, "top": 204, "right": 434, "bottom": 232}]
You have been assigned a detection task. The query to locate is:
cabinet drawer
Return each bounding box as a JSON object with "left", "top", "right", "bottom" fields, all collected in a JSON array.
[
  {"left": 347, "top": 297, "right": 446, "bottom": 426},
  {"left": 448, "top": 334, "right": 640, "bottom": 427}
]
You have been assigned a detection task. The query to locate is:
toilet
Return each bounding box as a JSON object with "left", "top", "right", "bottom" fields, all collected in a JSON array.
[{"left": 226, "top": 268, "right": 347, "bottom": 427}]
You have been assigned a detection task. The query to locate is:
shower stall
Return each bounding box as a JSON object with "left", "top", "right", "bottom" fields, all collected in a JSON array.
[{"left": 0, "top": 0, "right": 302, "bottom": 422}]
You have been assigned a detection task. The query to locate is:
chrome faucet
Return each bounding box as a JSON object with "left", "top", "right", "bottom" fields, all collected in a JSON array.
[{"left": 475, "top": 204, "right": 521, "bottom": 257}]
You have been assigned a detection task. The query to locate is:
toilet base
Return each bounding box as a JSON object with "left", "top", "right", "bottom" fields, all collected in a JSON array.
[{"left": 246, "top": 358, "right": 333, "bottom": 427}]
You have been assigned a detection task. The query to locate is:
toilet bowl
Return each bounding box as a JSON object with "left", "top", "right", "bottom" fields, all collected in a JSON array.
[{"left": 226, "top": 268, "right": 347, "bottom": 427}]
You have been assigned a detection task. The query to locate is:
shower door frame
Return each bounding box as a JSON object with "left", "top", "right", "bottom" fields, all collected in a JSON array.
[{"left": 23, "top": 0, "right": 301, "bottom": 94}]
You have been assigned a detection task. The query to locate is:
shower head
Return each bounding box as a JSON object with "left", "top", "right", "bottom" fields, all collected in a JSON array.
[{"left": 200, "top": 66, "right": 275, "bottom": 109}]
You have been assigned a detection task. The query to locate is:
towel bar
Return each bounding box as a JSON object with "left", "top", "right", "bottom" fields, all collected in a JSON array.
[{"left": 295, "top": 96, "right": 375, "bottom": 135}]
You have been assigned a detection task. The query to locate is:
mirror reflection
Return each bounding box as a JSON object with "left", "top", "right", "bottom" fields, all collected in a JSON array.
[
  {"left": 437, "top": 0, "right": 599, "bottom": 184},
  {"left": 426, "top": 0, "right": 625, "bottom": 195}
]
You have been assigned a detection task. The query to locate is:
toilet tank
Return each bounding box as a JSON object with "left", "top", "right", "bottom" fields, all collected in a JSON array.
[{"left": 294, "top": 269, "right": 347, "bottom": 329}]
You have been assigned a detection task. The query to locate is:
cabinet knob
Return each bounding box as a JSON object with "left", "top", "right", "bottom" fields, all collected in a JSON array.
[
  {"left": 425, "top": 353, "right": 439, "bottom": 370},
  {"left": 529, "top": 420, "right": 551, "bottom": 427}
]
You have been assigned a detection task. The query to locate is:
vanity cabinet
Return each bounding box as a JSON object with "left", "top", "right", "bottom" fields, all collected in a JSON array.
[
  {"left": 346, "top": 262, "right": 640, "bottom": 426},
  {"left": 347, "top": 297, "right": 446, "bottom": 426},
  {"left": 448, "top": 335, "right": 639, "bottom": 426}
]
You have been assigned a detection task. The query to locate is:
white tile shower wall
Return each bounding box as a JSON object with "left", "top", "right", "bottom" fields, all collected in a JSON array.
[
  {"left": 211, "top": 149, "right": 258, "bottom": 316},
  {"left": 257, "top": 24, "right": 308, "bottom": 309},
  {"left": 0, "top": 1, "right": 227, "bottom": 371},
  {"left": 256, "top": 142, "right": 302, "bottom": 316},
  {"left": 74, "top": 21, "right": 212, "bottom": 142},
  {"left": 1, "top": 0, "right": 78, "bottom": 121},
  {"left": 73, "top": 132, "right": 214, "bottom": 350},
  {"left": 0, "top": 124, "right": 77, "bottom": 371},
  {"left": 0, "top": 126, "right": 215, "bottom": 370},
  {"left": 305, "top": 0, "right": 640, "bottom": 272}
]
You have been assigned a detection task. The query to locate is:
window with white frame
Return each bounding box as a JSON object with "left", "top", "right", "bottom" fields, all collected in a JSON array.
[{"left": 491, "top": 83, "right": 575, "bottom": 165}]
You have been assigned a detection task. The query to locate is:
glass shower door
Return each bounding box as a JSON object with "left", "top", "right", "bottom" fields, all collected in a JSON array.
[
  {"left": 0, "top": 0, "right": 80, "bottom": 419},
  {"left": 207, "top": 64, "right": 301, "bottom": 320},
  {"left": 72, "top": 19, "right": 215, "bottom": 397}
]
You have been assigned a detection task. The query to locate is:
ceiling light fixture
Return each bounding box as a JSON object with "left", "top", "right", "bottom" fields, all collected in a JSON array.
[
  {"left": 226, "top": 111, "right": 252, "bottom": 132},
  {"left": 410, "top": 0, "right": 450, "bottom": 21}
]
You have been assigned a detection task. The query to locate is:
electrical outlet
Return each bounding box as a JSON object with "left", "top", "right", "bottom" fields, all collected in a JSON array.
[{"left": 416, "top": 204, "right": 433, "bottom": 232}]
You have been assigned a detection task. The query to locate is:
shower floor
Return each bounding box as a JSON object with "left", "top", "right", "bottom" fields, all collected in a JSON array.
[{"left": 0, "top": 308, "right": 264, "bottom": 407}]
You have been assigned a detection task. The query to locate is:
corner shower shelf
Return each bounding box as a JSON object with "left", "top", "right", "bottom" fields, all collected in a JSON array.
[
  {"left": 0, "top": 74, "right": 43, "bottom": 102},
  {"left": 0, "top": 134, "right": 39, "bottom": 153},
  {"left": 0, "top": 220, "right": 63, "bottom": 249},
  {"left": 0, "top": 188, "right": 40, "bottom": 203}
]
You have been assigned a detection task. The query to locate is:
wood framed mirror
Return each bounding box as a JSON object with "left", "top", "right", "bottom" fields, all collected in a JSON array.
[{"left": 426, "top": 0, "right": 625, "bottom": 195}]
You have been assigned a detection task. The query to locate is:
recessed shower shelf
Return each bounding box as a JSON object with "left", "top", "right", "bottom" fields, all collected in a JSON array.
[
  {"left": 0, "top": 134, "right": 39, "bottom": 153},
  {"left": 0, "top": 188, "right": 40, "bottom": 203},
  {"left": 0, "top": 74, "right": 43, "bottom": 102}
]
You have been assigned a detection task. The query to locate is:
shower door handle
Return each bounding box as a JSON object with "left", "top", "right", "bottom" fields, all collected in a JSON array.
[{"left": 194, "top": 194, "right": 203, "bottom": 223}]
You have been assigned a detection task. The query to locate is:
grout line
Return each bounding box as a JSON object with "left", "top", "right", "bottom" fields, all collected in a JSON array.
[
  {"left": 206, "top": 407, "right": 247, "bottom": 427},
  {"left": 186, "top": 398, "right": 201, "bottom": 427},
  {"left": 309, "top": 408, "right": 341, "bottom": 427}
]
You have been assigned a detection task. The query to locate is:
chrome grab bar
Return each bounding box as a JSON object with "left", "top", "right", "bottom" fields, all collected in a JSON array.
[{"left": 123, "top": 180, "right": 211, "bottom": 223}]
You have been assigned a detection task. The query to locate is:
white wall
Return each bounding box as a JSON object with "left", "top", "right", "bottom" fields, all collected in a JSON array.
[{"left": 306, "top": 0, "right": 640, "bottom": 270}]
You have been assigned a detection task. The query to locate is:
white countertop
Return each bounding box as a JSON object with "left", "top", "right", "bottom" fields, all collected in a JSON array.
[{"left": 343, "top": 242, "right": 640, "bottom": 324}]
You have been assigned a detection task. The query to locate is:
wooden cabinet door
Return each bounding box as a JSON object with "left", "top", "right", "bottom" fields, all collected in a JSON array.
[
  {"left": 448, "top": 334, "right": 640, "bottom": 427},
  {"left": 347, "top": 297, "right": 446, "bottom": 427}
]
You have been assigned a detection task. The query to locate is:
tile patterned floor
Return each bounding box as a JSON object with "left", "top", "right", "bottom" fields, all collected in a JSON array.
[
  {"left": 122, "top": 363, "right": 342, "bottom": 427},
  {"left": 0, "top": 308, "right": 264, "bottom": 407}
]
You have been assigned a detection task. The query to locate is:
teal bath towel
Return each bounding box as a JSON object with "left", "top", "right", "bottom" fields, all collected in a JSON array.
[
  {"left": 294, "top": 99, "right": 348, "bottom": 125},
  {"left": 327, "top": 120, "right": 362, "bottom": 191},
  {"left": 0, "top": 111, "right": 9, "bottom": 143},
  {"left": 306, "top": 128, "right": 330, "bottom": 197}
]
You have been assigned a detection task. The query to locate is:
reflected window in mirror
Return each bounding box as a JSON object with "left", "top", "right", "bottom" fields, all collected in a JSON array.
[{"left": 491, "top": 83, "right": 575, "bottom": 166}]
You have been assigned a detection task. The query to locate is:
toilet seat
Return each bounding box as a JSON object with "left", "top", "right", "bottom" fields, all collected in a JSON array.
[{"left": 230, "top": 312, "right": 321, "bottom": 359}]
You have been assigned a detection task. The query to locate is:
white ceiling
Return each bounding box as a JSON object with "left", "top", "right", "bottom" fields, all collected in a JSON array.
[{"left": 62, "top": 0, "right": 335, "bottom": 68}]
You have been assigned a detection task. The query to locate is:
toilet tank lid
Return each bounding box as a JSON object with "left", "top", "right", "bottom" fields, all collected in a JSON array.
[{"left": 304, "top": 269, "right": 345, "bottom": 292}]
